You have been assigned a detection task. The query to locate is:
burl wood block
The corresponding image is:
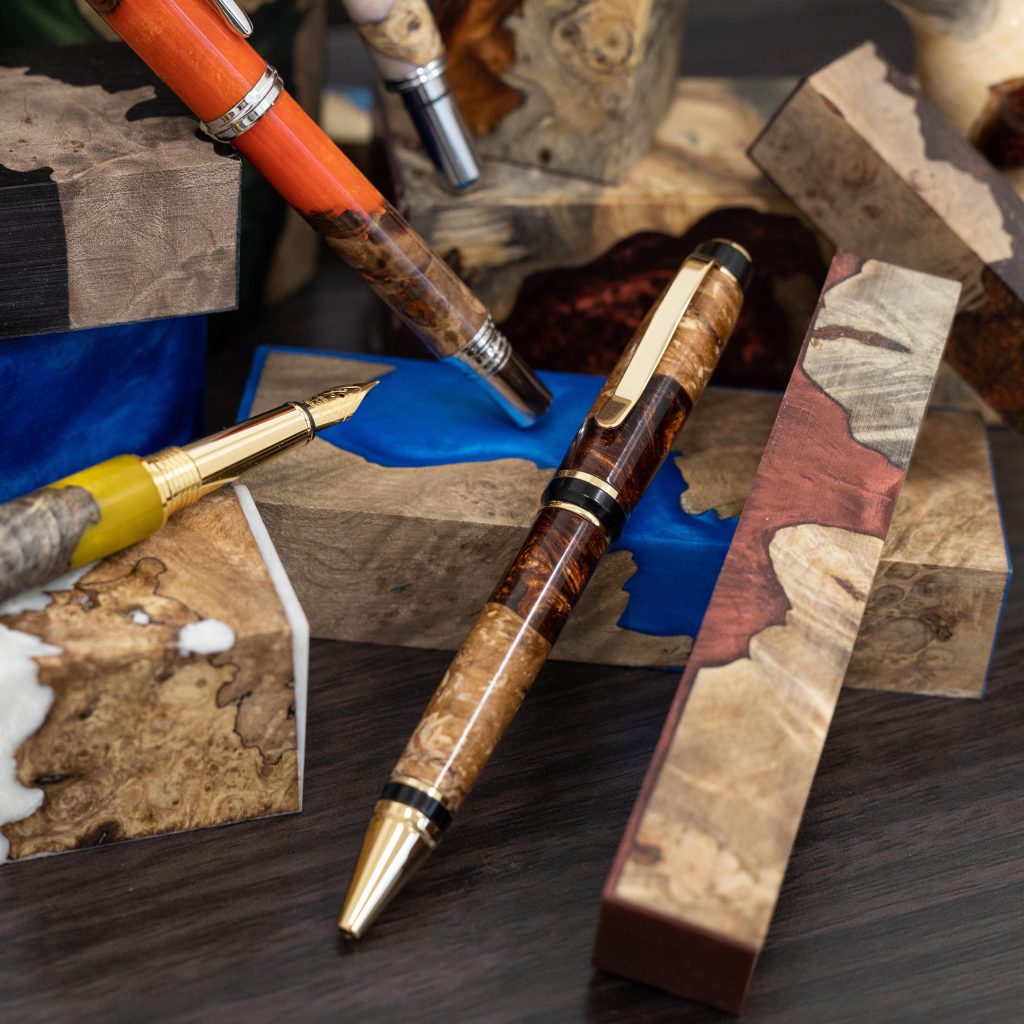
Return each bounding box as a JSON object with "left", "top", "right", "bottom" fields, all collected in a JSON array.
[
  {"left": 750, "top": 42, "right": 1024, "bottom": 430},
  {"left": 0, "top": 486, "right": 308, "bottom": 863},
  {"left": 434, "top": 0, "right": 685, "bottom": 184},
  {"left": 240, "top": 345, "right": 1009, "bottom": 698},
  {"left": 382, "top": 77, "right": 828, "bottom": 386},
  {"left": 0, "top": 43, "right": 239, "bottom": 340},
  {"left": 592, "top": 253, "right": 958, "bottom": 1013}
]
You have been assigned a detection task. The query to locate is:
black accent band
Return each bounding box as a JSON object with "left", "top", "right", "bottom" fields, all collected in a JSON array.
[
  {"left": 693, "top": 239, "right": 753, "bottom": 292},
  {"left": 381, "top": 781, "right": 452, "bottom": 832},
  {"left": 541, "top": 475, "right": 628, "bottom": 541}
]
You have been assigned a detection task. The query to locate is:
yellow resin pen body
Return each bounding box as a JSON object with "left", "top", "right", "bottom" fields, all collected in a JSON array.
[
  {"left": 0, "top": 383, "right": 376, "bottom": 604},
  {"left": 339, "top": 240, "right": 752, "bottom": 940}
]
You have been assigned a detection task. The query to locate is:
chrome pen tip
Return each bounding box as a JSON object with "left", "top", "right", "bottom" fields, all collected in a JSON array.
[
  {"left": 303, "top": 380, "right": 378, "bottom": 431},
  {"left": 338, "top": 799, "right": 440, "bottom": 939}
]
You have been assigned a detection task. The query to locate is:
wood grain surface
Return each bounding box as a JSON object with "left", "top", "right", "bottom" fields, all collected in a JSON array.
[
  {"left": 593, "top": 254, "right": 959, "bottom": 1012},
  {"left": 750, "top": 41, "right": 1024, "bottom": 429},
  {"left": 4, "top": 8, "right": 1024, "bottom": 1024},
  {"left": 243, "top": 350, "right": 1008, "bottom": 697},
  {"left": 382, "top": 76, "right": 826, "bottom": 382},
  {"left": 0, "top": 43, "right": 239, "bottom": 338},
  {"left": 0, "top": 489, "right": 299, "bottom": 861},
  {"left": 435, "top": 0, "right": 684, "bottom": 183}
]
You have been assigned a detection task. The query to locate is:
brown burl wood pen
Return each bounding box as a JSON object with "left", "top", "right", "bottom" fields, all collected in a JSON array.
[{"left": 338, "top": 240, "right": 752, "bottom": 938}]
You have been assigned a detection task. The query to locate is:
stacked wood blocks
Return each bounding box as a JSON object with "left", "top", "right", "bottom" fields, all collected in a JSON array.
[
  {"left": 241, "top": 348, "right": 1009, "bottom": 700},
  {"left": 0, "top": 488, "right": 307, "bottom": 862}
]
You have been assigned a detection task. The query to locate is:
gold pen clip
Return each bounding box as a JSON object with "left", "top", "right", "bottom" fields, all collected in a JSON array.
[
  {"left": 207, "top": 0, "right": 254, "bottom": 36},
  {"left": 594, "top": 254, "right": 716, "bottom": 429}
]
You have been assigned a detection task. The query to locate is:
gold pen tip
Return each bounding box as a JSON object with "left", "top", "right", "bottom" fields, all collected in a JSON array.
[
  {"left": 338, "top": 799, "right": 440, "bottom": 940},
  {"left": 303, "top": 380, "right": 378, "bottom": 431}
]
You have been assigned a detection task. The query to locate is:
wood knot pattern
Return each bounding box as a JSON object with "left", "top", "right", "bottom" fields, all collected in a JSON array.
[
  {"left": 394, "top": 602, "right": 551, "bottom": 807},
  {"left": 309, "top": 204, "right": 487, "bottom": 357},
  {"left": 0, "top": 487, "right": 99, "bottom": 602},
  {"left": 350, "top": 0, "right": 444, "bottom": 68}
]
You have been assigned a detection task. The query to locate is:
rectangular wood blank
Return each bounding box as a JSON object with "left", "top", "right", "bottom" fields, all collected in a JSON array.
[
  {"left": 593, "top": 253, "right": 960, "bottom": 1013},
  {"left": 749, "top": 42, "right": 1024, "bottom": 430}
]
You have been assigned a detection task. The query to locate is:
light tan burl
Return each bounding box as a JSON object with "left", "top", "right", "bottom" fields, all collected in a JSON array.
[
  {"left": 242, "top": 351, "right": 1008, "bottom": 695},
  {"left": 616, "top": 523, "right": 884, "bottom": 947},
  {"left": 1, "top": 490, "right": 299, "bottom": 860},
  {"left": 393, "top": 602, "right": 551, "bottom": 808}
]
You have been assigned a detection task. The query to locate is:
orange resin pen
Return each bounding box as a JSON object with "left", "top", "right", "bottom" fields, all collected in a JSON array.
[{"left": 85, "top": 0, "right": 550, "bottom": 426}]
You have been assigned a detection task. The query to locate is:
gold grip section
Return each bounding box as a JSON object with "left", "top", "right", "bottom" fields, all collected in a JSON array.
[{"left": 54, "top": 454, "right": 166, "bottom": 568}]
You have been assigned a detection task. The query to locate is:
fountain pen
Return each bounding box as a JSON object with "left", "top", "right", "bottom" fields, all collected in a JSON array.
[
  {"left": 339, "top": 239, "right": 752, "bottom": 938},
  {"left": 0, "top": 382, "right": 376, "bottom": 605}
]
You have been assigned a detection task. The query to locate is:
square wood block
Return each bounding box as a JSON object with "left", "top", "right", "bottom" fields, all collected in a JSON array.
[
  {"left": 0, "top": 42, "right": 239, "bottom": 340},
  {"left": 435, "top": 0, "right": 685, "bottom": 184},
  {"left": 240, "top": 348, "right": 1009, "bottom": 700},
  {"left": 0, "top": 487, "right": 308, "bottom": 863},
  {"left": 382, "top": 76, "right": 828, "bottom": 387}
]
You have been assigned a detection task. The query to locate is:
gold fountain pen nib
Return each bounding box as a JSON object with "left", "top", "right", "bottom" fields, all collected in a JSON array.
[
  {"left": 338, "top": 798, "right": 441, "bottom": 939},
  {"left": 303, "top": 381, "right": 377, "bottom": 430}
]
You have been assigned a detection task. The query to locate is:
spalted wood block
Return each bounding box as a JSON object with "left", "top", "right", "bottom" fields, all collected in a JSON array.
[
  {"left": 434, "top": 0, "right": 685, "bottom": 184},
  {"left": 383, "top": 77, "right": 828, "bottom": 387},
  {"left": 238, "top": 343, "right": 1007, "bottom": 698},
  {"left": 0, "top": 487, "right": 308, "bottom": 862},
  {"left": 592, "top": 254, "right": 958, "bottom": 1013},
  {"left": 0, "top": 43, "right": 239, "bottom": 339},
  {"left": 750, "top": 42, "right": 1024, "bottom": 430}
]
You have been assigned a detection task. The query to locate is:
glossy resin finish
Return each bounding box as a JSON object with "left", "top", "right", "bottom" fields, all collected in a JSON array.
[
  {"left": 87, "top": 0, "right": 492, "bottom": 362},
  {"left": 390, "top": 260, "right": 745, "bottom": 810}
]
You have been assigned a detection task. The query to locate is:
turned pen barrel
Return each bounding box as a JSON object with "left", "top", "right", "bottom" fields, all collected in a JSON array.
[
  {"left": 84, "top": 0, "right": 540, "bottom": 421},
  {"left": 391, "top": 242, "right": 750, "bottom": 813}
]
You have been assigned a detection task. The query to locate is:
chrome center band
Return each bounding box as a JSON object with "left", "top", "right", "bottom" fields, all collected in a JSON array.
[
  {"left": 201, "top": 65, "right": 284, "bottom": 141},
  {"left": 386, "top": 57, "right": 448, "bottom": 95},
  {"left": 447, "top": 317, "right": 512, "bottom": 379}
]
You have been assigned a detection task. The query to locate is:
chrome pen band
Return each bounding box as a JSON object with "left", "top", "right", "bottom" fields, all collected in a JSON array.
[
  {"left": 446, "top": 319, "right": 553, "bottom": 426},
  {"left": 541, "top": 473, "right": 629, "bottom": 540},
  {"left": 201, "top": 64, "right": 284, "bottom": 141},
  {"left": 449, "top": 316, "right": 512, "bottom": 378},
  {"left": 387, "top": 57, "right": 481, "bottom": 190},
  {"left": 385, "top": 56, "right": 448, "bottom": 94}
]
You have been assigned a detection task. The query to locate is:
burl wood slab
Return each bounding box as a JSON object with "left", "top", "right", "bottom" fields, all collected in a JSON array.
[
  {"left": 750, "top": 42, "right": 1024, "bottom": 429},
  {"left": 382, "top": 76, "right": 827, "bottom": 384},
  {"left": 434, "top": 0, "right": 685, "bottom": 184},
  {"left": 241, "top": 345, "right": 1007, "bottom": 698},
  {"left": 0, "top": 488, "right": 302, "bottom": 862},
  {"left": 592, "top": 253, "right": 958, "bottom": 1013},
  {"left": 0, "top": 43, "right": 239, "bottom": 339}
]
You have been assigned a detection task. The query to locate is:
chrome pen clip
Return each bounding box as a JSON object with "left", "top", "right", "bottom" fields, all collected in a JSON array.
[
  {"left": 595, "top": 254, "right": 715, "bottom": 429},
  {"left": 207, "top": 0, "right": 254, "bottom": 36}
]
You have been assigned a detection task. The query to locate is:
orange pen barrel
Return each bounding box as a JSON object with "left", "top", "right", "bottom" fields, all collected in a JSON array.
[{"left": 84, "top": 0, "right": 551, "bottom": 426}]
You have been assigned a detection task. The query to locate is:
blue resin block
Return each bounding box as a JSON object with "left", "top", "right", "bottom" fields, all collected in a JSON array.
[
  {"left": 0, "top": 317, "right": 206, "bottom": 502},
  {"left": 239, "top": 345, "right": 1009, "bottom": 695}
]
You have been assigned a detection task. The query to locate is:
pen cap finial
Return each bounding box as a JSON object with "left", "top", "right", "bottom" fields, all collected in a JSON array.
[{"left": 693, "top": 239, "right": 754, "bottom": 292}]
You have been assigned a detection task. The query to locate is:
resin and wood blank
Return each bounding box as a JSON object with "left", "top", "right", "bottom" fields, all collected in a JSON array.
[
  {"left": 592, "top": 253, "right": 958, "bottom": 1013},
  {"left": 434, "top": 0, "right": 685, "bottom": 184},
  {"left": 0, "top": 487, "right": 307, "bottom": 863},
  {"left": 750, "top": 42, "right": 1024, "bottom": 430},
  {"left": 0, "top": 42, "right": 239, "bottom": 339},
  {"left": 241, "top": 345, "right": 1008, "bottom": 699}
]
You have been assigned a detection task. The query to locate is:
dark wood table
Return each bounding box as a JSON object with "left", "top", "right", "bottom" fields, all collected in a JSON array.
[{"left": 3, "top": 5, "right": 1022, "bottom": 1022}]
